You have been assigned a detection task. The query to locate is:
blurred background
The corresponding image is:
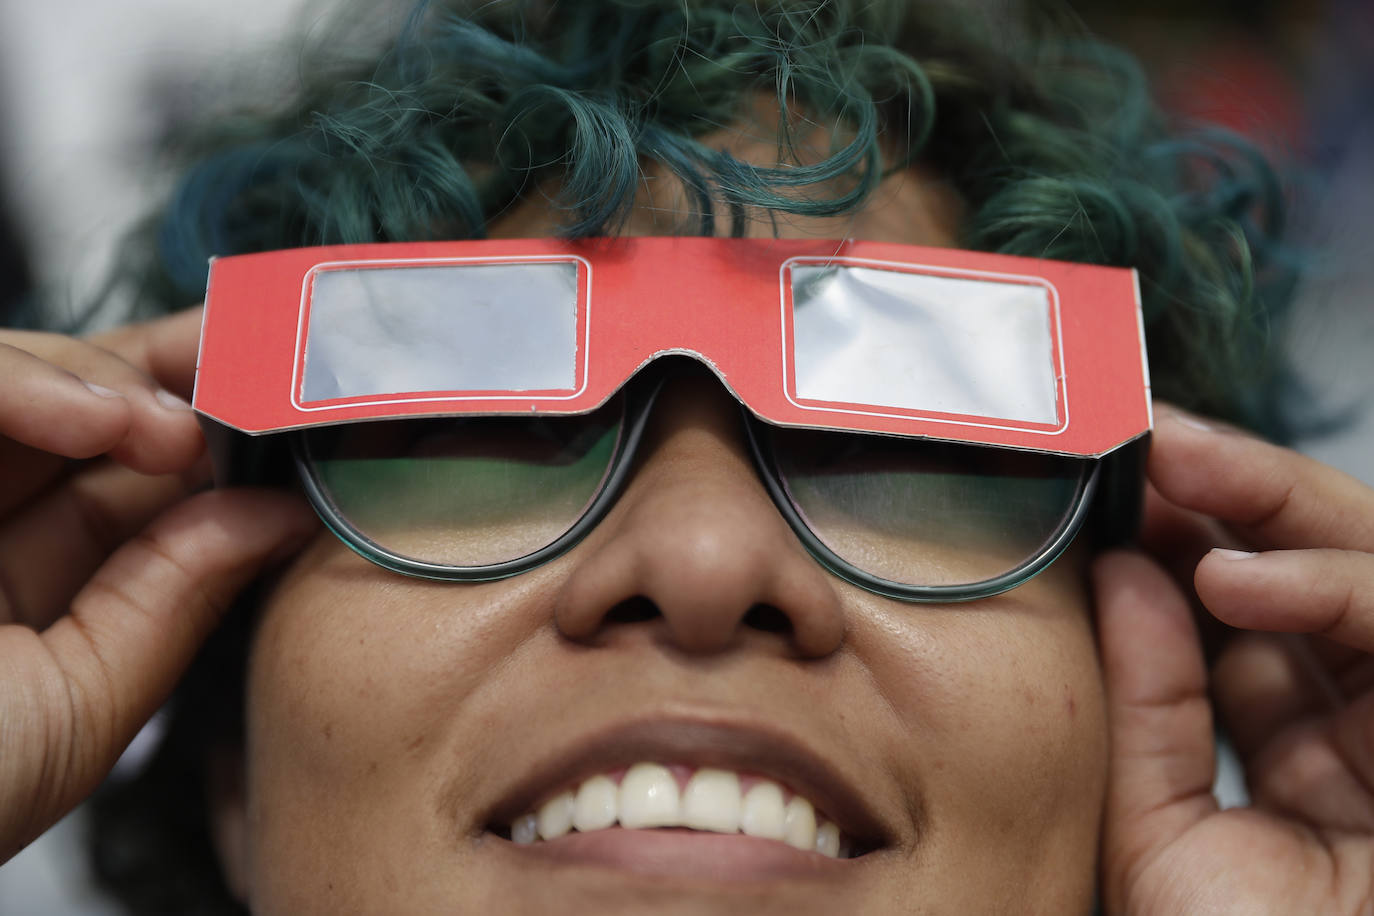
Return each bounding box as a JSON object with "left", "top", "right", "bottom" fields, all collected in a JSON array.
[
  {"left": 1079, "top": 0, "right": 1374, "bottom": 477},
  {"left": 1, "top": 0, "right": 1370, "bottom": 911}
]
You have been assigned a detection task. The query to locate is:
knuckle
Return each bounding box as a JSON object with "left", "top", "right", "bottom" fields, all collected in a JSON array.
[
  {"left": 55, "top": 623, "right": 119, "bottom": 768},
  {"left": 1323, "top": 579, "right": 1357, "bottom": 640},
  {"left": 69, "top": 581, "right": 144, "bottom": 701},
  {"left": 95, "top": 525, "right": 223, "bottom": 630}
]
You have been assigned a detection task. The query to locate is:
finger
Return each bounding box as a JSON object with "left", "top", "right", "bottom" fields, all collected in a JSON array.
[
  {"left": 9, "top": 490, "right": 317, "bottom": 855},
  {"left": 1242, "top": 704, "right": 1374, "bottom": 832},
  {"left": 1140, "top": 483, "right": 1217, "bottom": 582},
  {"left": 0, "top": 331, "right": 203, "bottom": 475},
  {"left": 1212, "top": 632, "right": 1374, "bottom": 828},
  {"left": 89, "top": 306, "right": 203, "bottom": 398},
  {"left": 1195, "top": 547, "right": 1374, "bottom": 653},
  {"left": 1319, "top": 644, "right": 1374, "bottom": 696},
  {"left": 1212, "top": 632, "right": 1341, "bottom": 761},
  {"left": 0, "top": 340, "right": 142, "bottom": 518},
  {"left": 1138, "top": 485, "right": 1250, "bottom": 663},
  {"left": 1093, "top": 550, "right": 1218, "bottom": 903},
  {"left": 1325, "top": 690, "right": 1374, "bottom": 823},
  {"left": 0, "top": 342, "right": 133, "bottom": 459},
  {"left": 1150, "top": 403, "right": 1374, "bottom": 553},
  {"left": 58, "top": 487, "right": 317, "bottom": 750},
  {"left": 0, "top": 461, "right": 190, "bottom": 628},
  {"left": 1140, "top": 482, "right": 1248, "bottom": 585}
]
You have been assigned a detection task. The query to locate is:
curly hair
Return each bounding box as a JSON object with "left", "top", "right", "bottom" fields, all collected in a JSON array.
[
  {"left": 106, "top": 0, "right": 1296, "bottom": 431},
  {"left": 86, "top": 0, "right": 1297, "bottom": 911}
]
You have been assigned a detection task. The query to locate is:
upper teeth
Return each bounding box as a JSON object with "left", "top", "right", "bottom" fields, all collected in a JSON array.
[{"left": 508, "top": 762, "right": 848, "bottom": 858}]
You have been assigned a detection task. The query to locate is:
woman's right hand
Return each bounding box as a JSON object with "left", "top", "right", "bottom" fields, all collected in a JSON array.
[{"left": 0, "top": 308, "right": 317, "bottom": 863}]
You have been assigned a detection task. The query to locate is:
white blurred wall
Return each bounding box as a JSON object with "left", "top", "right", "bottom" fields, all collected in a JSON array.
[{"left": 0, "top": 0, "right": 332, "bottom": 325}]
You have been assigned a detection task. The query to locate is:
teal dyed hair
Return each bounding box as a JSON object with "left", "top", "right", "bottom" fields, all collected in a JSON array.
[{"left": 125, "top": 0, "right": 1292, "bottom": 436}]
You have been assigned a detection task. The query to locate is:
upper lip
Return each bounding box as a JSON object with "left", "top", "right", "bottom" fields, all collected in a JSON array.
[{"left": 479, "top": 713, "right": 895, "bottom": 851}]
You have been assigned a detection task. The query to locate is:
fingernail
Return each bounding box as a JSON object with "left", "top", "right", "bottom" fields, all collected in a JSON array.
[
  {"left": 84, "top": 381, "right": 125, "bottom": 399},
  {"left": 155, "top": 388, "right": 194, "bottom": 412},
  {"left": 1210, "top": 548, "right": 1259, "bottom": 561}
]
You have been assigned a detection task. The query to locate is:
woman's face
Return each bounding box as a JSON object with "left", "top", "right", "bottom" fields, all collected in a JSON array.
[{"left": 224, "top": 133, "right": 1109, "bottom": 914}]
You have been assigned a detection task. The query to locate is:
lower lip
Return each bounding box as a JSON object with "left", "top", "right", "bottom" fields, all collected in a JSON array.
[{"left": 497, "top": 827, "right": 859, "bottom": 881}]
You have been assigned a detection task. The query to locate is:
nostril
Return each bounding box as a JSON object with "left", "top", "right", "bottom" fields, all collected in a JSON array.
[
  {"left": 741, "top": 604, "right": 793, "bottom": 636},
  {"left": 604, "top": 596, "right": 661, "bottom": 625}
]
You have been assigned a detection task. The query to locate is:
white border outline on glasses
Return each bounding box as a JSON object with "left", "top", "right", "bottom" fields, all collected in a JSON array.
[
  {"left": 1132, "top": 268, "right": 1155, "bottom": 429},
  {"left": 778, "top": 255, "right": 1071, "bottom": 437},
  {"left": 289, "top": 254, "right": 593, "bottom": 413}
]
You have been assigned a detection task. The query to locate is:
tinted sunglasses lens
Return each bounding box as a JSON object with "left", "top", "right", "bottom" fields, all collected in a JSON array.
[
  {"left": 302, "top": 401, "right": 623, "bottom": 568},
  {"left": 772, "top": 428, "right": 1086, "bottom": 588}
]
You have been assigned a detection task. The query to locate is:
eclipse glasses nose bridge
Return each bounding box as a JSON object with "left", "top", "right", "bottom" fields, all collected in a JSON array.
[{"left": 195, "top": 236, "right": 1151, "bottom": 601}]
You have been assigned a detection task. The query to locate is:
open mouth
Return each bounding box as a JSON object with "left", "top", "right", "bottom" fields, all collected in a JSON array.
[
  {"left": 489, "top": 761, "right": 879, "bottom": 860},
  {"left": 477, "top": 718, "right": 893, "bottom": 875}
]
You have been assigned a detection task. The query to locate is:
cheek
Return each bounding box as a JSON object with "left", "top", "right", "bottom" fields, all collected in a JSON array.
[
  {"left": 853, "top": 570, "right": 1107, "bottom": 879},
  {"left": 237, "top": 541, "right": 552, "bottom": 906}
]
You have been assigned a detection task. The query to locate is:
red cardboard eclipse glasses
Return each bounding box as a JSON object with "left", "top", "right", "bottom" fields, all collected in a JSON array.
[{"left": 194, "top": 237, "right": 1152, "bottom": 601}]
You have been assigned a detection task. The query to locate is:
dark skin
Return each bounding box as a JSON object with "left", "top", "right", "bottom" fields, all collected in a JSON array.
[
  {"left": 0, "top": 309, "right": 317, "bottom": 862},
  {"left": 5, "top": 310, "right": 1374, "bottom": 913},
  {"left": 207, "top": 168, "right": 1110, "bottom": 913},
  {"left": 1096, "top": 408, "right": 1374, "bottom": 913},
  {"left": 2, "top": 148, "right": 1373, "bottom": 908}
]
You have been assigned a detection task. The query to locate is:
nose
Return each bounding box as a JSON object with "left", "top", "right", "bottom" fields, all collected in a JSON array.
[{"left": 553, "top": 370, "right": 846, "bottom": 658}]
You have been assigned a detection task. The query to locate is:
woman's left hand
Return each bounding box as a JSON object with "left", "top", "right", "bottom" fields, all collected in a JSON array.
[{"left": 1094, "top": 403, "right": 1374, "bottom": 915}]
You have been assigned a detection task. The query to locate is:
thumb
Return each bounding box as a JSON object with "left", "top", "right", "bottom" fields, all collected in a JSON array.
[
  {"left": 0, "top": 488, "right": 317, "bottom": 860},
  {"left": 1093, "top": 549, "right": 1218, "bottom": 912}
]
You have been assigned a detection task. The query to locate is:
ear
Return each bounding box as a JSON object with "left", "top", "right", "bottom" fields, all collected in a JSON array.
[{"left": 207, "top": 744, "right": 250, "bottom": 903}]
